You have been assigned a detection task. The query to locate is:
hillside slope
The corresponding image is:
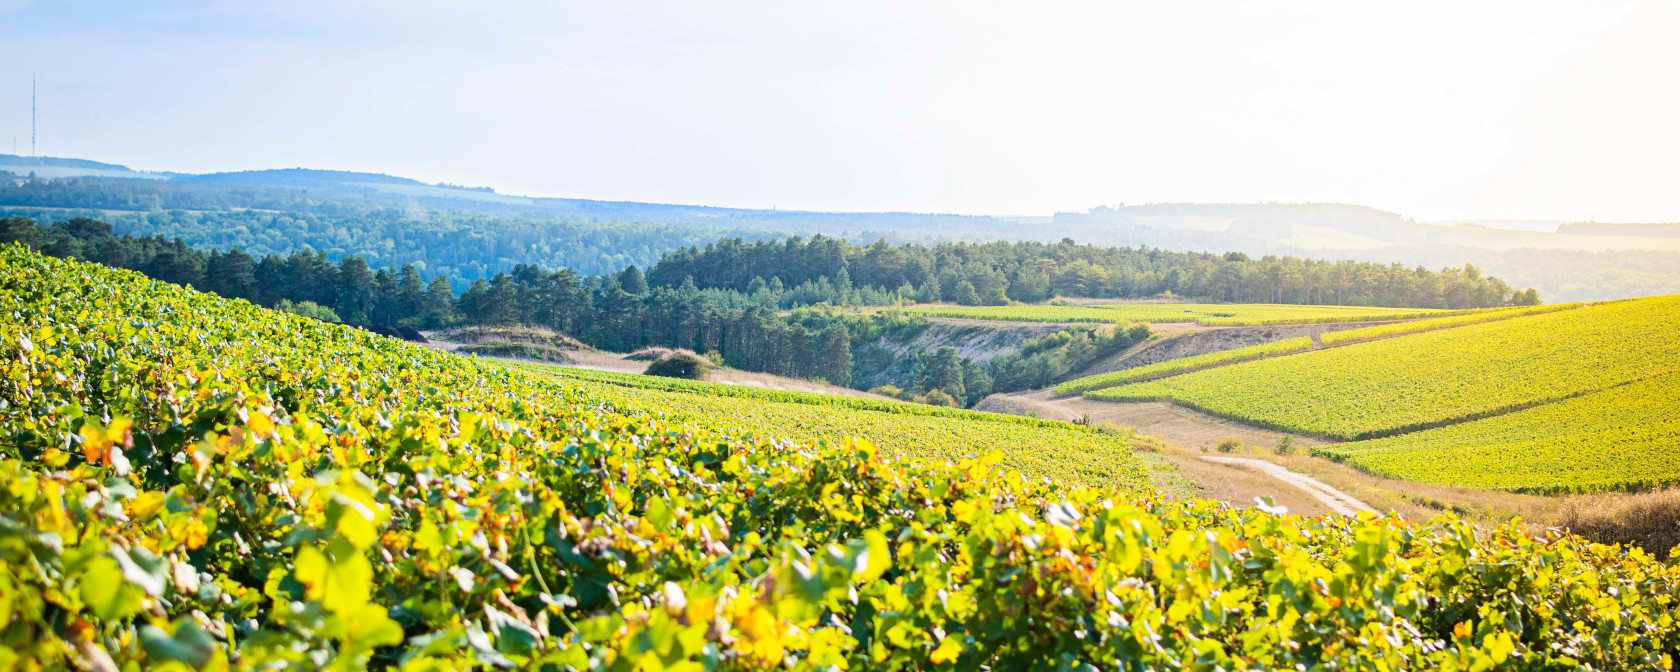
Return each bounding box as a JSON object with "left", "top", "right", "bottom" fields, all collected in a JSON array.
[
  {"left": 4, "top": 245, "right": 1680, "bottom": 668},
  {"left": 1088, "top": 295, "right": 1680, "bottom": 440}
]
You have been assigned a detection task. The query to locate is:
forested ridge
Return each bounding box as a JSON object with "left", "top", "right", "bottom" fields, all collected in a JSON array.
[
  {"left": 3, "top": 213, "right": 1535, "bottom": 406},
  {"left": 651, "top": 235, "right": 1537, "bottom": 308}
]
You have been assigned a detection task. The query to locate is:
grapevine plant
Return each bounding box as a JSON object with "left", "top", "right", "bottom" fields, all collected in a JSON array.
[{"left": 1, "top": 245, "right": 1678, "bottom": 670}]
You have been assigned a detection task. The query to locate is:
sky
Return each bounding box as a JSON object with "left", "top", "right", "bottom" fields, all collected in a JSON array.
[{"left": 2, "top": 0, "right": 1677, "bottom": 222}]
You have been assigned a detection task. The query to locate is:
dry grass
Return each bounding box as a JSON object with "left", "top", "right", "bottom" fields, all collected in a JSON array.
[
  {"left": 1256, "top": 449, "right": 1680, "bottom": 559},
  {"left": 1554, "top": 489, "right": 1680, "bottom": 561},
  {"left": 626, "top": 346, "right": 699, "bottom": 361}
]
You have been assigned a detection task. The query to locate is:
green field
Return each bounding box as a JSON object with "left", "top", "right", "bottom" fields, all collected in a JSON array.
[
  {"left": 1086, "top": 295, "right": 1680, "bottom": 440},
  {"left": 906, "top": 302, "right": 1462, "bottom": 326},
  {"left": 513, "top": 364, "right": 1151, "bottom": 488},
  {"left": 512, "top": 363, "right": 1080, "bottom": 428},
  {"left": 1056, "top": 336, "right": 1315, "bottom": 395},
  {"left": 1317, "top": 372, "right": 1680, "bottom": 494},
  {"left": 1317, "top": 302, "right": 1584, "bottom": 345},
  {"left": 6, "top": 245, "right": 1680, "bottom": 670}
]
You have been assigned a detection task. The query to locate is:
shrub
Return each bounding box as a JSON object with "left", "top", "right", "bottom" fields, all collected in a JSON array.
[
  {"left": 1275, "top": 434, "right": 1297, "bottom": 455},
  {"left": 644, "top": 352, "right": 710, "bottom": 379},
  {"left": 868, "top": 384, "right": 905, "bottom": 398},
  {"left": 275, "top": 298, "right": 340, "bottom": 322},
  {"left": 1217, "top": 438, "right": 1242, "bottom": 453},
  {"left": 923, "top": 388, "right": 960, "bottom": 407}
]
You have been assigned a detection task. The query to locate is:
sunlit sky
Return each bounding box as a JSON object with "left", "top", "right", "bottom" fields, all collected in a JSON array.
[{"left": 3, "top": 1, "right": 1678, "bottom": 221}]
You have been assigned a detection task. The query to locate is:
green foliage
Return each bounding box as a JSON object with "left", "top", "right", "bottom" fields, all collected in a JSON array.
[
  {"left": 1275, "top": 434, "right": 1297, "bottom": 456},
  {"left": 1318, "top": 302, "right": 1584, "bottom": 346},
  {"left": 1319, "top": 372, "right": 1680, "bottom": 493},
  {"left": 275, "top": 298, "right": 341, "bottom": 323},
  {"left": 510, "top": 363, "right": 1098, "bottom": 432},
  {"left": 5, "top": 245, "right": 1680, "bottom": 671},
  {"left": 457, "top": 341, "right": 577, "bottom": 363},
  {"left": 1058, "top": 336, "right": 1314, "bottom": 395},
  {"left": 1089, "top": 296, "right": 1680, "bottom": 441},
  {"left": 867, "top": 384, "right": 904, "bottom": 398},
  {"left": 1217, "top": 438, "right": 1242, "bottom": 453},
  {"left": 644, "top": 352, "right": 710, "bottom": 379}
]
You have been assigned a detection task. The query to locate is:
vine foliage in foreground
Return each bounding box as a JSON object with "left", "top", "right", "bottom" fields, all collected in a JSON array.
[{"left": 1, "top": 244, "right": 1677, "bottom": 670}]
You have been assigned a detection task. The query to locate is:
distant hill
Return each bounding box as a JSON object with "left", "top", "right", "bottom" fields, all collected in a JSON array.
[
  {"left": 0, "top": 153, "right": 169, "bottom": 180},
  {"left": 1557, "top": 221, "right": 1680, "bottom": 238},
  {"left": 4, "top": 154, "right": 1680, "bottom": 300}
]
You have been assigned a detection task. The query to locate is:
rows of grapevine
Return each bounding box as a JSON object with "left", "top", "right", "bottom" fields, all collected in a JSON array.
[
  {"left": 508, "top": 363, "right": 1152, "bottom": 489},
  {"left": 1317, "top": 302, "right": 1585, "bottom": 345},
  {"left": 508, "top": 362, "right": 1085, "bottom": 430},
  {"left": 1087, "top": 295, "right": 1680, "bottom": 440},
  {"left": 582, "top": 374, "right": 1151, "bottom": 490},
  {"left": 1316, "top": 372, "right": 1680, "bottom": 493},
  {"left": 1056, "top": 336, "right": 1314, "bottom": 395},
  {"left": 4, "top": 245, "right": 1680, "bottom": 670},
  {"left": 906, "top": 302, "right": 1462, "bottom": 326}
]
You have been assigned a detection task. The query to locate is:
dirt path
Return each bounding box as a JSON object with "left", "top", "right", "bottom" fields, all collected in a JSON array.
[
  {"left": 990, "top": 389, "right": 1331, "bottom": 451},
  {"left": 984, "top": 390, "right": 1376, "bottom": 516},
  {"left": 1201, "top": 456, "right": 1373, "bottom": 515}
]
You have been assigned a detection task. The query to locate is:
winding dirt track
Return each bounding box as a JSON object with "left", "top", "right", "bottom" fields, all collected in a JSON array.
[
  {"left": 991, "top": 390, "right": 1375, "bottom": 515},
  {"left": 1199, "top": 456, "right": 1374, "bottom": 516}
]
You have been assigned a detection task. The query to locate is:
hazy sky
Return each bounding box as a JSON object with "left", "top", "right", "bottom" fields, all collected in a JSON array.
[{"left": 3, "top": 1, "right": 1677, "bottom": 221}]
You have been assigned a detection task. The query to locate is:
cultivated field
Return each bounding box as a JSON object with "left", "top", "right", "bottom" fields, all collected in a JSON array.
[
  {"left": 6, "top": 246, "right": 1680, "bottom": 669},
  {"left": 1087, "top": 295, "right": 1680, "bottom": 440},
  {"left": 1319, "top": 372, "right": 1680, "bottom": 493},
  {"left": 513, "top": 364, "right": 1153, "bottom": 489}
]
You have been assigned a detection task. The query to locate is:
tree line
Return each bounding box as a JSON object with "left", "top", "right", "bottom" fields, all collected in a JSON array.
[
  {"left": 1, "top": 213, "right": 1542, "bottom": 407},
  {"left": 0, "top": 215, "right": 853, "bottom": 386},
  {"left": 649, "top": 235, "right": 1541, "bottom": 309}
]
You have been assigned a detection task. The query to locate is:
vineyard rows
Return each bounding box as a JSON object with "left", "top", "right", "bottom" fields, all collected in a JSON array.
[
  {"left": 512, "top": 362, "right": 1086, "bottom": 430},
  {"left": 1056, "top": 336, "right": 1314, "bottom": 395},
  {"left": 4, "top": 246, "right": 1679, "bottom": 670},
  {"left": 906, "top": 302, "right": 1462, "bottom": 326},
  {"left": 1318, "top": 302, "right": 1584, "bottom": 345},
  {"left": 1318, "top": 372, "right": 1680, "bottom": 493},
  {"left": 1085, "top": 295, "right": 1680, "bottom": 440}
]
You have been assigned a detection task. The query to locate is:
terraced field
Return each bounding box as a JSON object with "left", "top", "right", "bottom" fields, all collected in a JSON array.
[
  {"left": 1086, "top": 295, "right": 1680, "bottom": 440},
  {"left": 1318, "top": 372, "right": 1680, "bottom": 493},
  {"left": 907, "top": 302, "right": 1461, "bottom": 326}
]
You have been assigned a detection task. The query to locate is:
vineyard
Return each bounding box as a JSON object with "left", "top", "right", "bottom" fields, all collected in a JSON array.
[
  {"left": 4, "top": 244, "right": 1680, "bottom": 670},
  {"left": 510, "top": 363, "right": 1084, "bottom": 429},
  {"left": 1086, "top": 295, "right": 1680, "bottom": 440},
  {"left": 1317, "top": 372, "right": 1680, "bottom": 494},
  {"left": 510, "top": 363, "right": 1153, "bottom": 489},
  {"left": 906, "top": 302, "right": 1462, "bottom": 326},
  {"left": 1056, "top": 336, "right": 1314, "bottom": 395},
  {"left": 1317, "top": 302, "right": 1585, "bottom": 346}
]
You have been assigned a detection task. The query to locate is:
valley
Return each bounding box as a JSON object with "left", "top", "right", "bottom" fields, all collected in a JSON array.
[{"left": 5, "top": 171, "right": 1679, "bottom": 669}]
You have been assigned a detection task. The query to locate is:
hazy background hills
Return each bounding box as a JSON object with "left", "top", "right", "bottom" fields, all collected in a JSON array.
[{"left": 4, "top": 153, "right": 1676, "bottom": 302}]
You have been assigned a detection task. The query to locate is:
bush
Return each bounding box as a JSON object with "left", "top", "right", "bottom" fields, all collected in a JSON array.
[
  {"left": 1275, "top": 434, "right": 1297, "bottom": 455},
  {"left": 275, "top": 298, "right": 340, "bottom": 323},
  {"left": 868, "top": 384, "right": 905, "bottom": 398},
  {"left": 923, "top": 388, "right": 960, "bottom": 408},
  {"left": 644, "top": 352, "right": 710, "bottom": 379},
  {"left": 1217, "top": 438, "right": 1242, "bottom": 453},
  {"left": 626, "top": 347, "right": 678, "bottom": 361}
]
